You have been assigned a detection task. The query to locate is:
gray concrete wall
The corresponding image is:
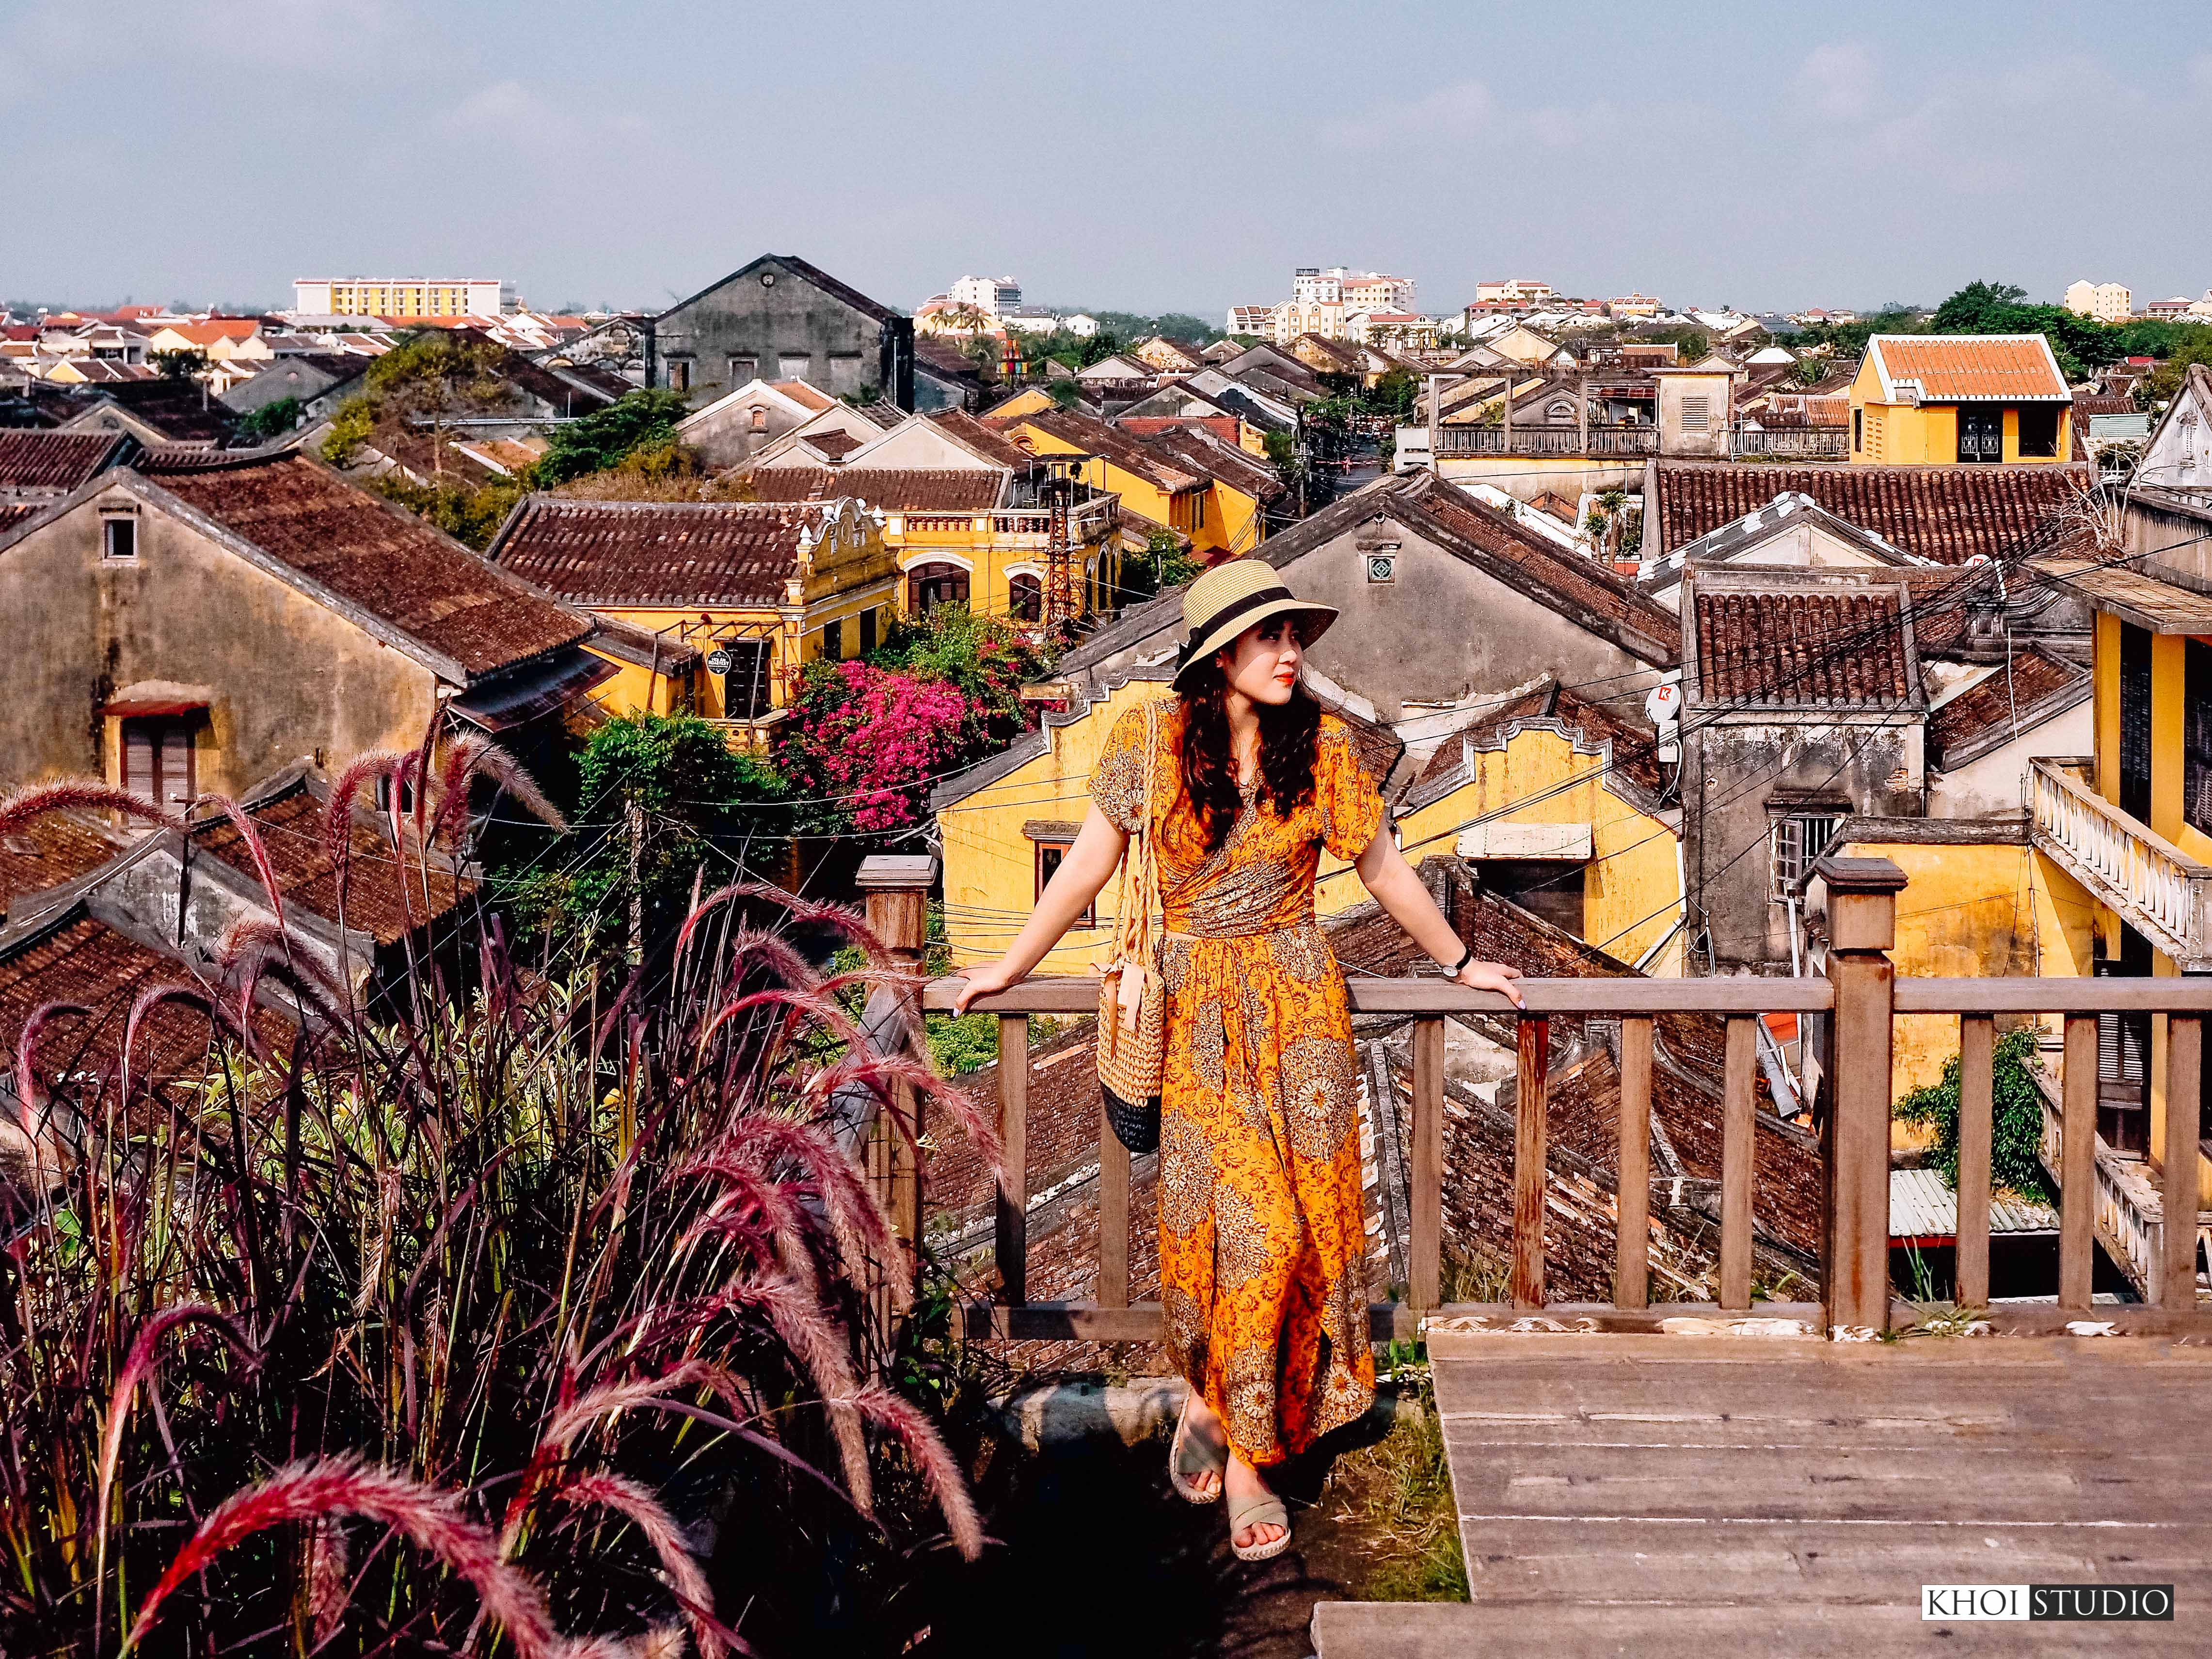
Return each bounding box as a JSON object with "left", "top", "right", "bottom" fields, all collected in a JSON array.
[
  {"left": 1278, "top": 525, "right": 1667, "bottom": 721},
  {"left": 0, "top": 485, "right": 441, "bottom": 797},
  {"left": 1682, "top": 716, "right": 1922, "bottom": 972},
  {"left": 648, "top": 260, "right": 914, "bottom": 410}
]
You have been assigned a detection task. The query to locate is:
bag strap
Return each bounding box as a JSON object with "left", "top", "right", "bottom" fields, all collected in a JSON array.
[{"left": 1113, "top": 700, "right": 1163, "bottom": 969}]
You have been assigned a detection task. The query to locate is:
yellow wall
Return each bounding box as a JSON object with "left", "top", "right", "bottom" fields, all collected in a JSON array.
[
  {"left": 1847, "top": 359, "right": 2071, "bottom": 464},
  {"left": 1842, "top": 840, "right": 2093, "bottom": 1125},
  {"left": 574, "top": 511, "right": 900, "bottom": 727},
  {"left": 1002, "top": 416, "right": 1258, "bottom": 561},
  {"left": 985, "top": 387, "right": 1056, "bottom": 420},
  {"left": 938, "top": 680, "right": 1161, "bottom": 974},
  {"left": 889, "top": 516, "right": 1120, "bottom": 625},
  {"left": 1389, "top": 726, "right": 1686, "bottom": 976}
]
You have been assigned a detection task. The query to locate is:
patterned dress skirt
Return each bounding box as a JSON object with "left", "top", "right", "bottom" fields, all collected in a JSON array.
[{"left": 1089, "top": 699, "right": 1385, "bottom": 1468}]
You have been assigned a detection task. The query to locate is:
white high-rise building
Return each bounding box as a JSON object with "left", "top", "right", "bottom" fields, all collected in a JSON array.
[
  {"left": 947, "top": 275, "right": 1022, "bottom": 316},
  {"left": 1277, "top": 267, "right": 1415, "bottom": 342}
]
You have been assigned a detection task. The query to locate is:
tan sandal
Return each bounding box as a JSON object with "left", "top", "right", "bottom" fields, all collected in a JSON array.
[
  {"left": 1229, "top": 1493, "right": 1291, "bottom": 1562},
  {"left": 1169, "top": 1394, "right": 1225, "bottom": 1503}
]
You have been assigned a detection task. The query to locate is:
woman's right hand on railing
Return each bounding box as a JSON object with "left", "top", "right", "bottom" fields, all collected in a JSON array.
[{"left": 952, "top": 958, "right": 1024, "bottom": 1017}]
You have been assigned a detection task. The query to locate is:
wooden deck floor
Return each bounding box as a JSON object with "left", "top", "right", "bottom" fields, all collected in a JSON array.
[{"left": 1313, "top": 1330, "right": 2212, "bottom": 1657}]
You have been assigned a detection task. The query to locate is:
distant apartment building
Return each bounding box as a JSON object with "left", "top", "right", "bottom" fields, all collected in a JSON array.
[
  {"left": 293, "top": 277, "right": 507, "bottom": 319},
  {"left": 1607, "top": 293, "right": 1661, "bottom": 319},
  {"left": 947, "top": 275, "right": 1022, "bottom": 315},
  {"left": 1227, "top": 304, "right": 1277, "bottom": 336},
  {"left": 1272, "top": 267, "right": 1416, "bottom": 342},
  {"left": 2144, "top": 296, "right": 2195, "bottom": 320},
  {"left": 2063, "top": 279, "right": 2132, "bottom": 323},
  {"left": 1473, "top": 278, "right": 1555, "bottom": 304}
]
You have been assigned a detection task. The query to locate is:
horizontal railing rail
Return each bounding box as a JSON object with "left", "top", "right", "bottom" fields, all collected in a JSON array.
[
  {"left": 1432, "top": 425, "right": 1659, "bottom": 459},
  {"left": 1732, "top": 426, "right": 1850, "bottom": 458},
  {"left": 887, "top": 861, "right": 2212, "bottom": 1352}
]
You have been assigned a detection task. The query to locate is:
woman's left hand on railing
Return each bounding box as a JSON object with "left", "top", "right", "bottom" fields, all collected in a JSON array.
[
  {"left": 1455, "top": 958, "right": 1526, "bottom": 1007},
  {"left": 951, "top": 958, "right": 1023, "bottom": 1016}
]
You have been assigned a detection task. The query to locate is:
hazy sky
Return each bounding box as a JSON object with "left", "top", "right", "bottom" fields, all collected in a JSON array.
[{"left": 7, "top": 0, "right": 2211, "bottom": 317}]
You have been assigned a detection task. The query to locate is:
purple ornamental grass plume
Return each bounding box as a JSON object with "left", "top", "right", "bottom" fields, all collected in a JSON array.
[
  {"left": 12, "top": 997, "right": 88, "bottom": 1139},
  {"left": 126, "top": 1456, "right": 560, "bottom": 1657},
  {"left": 553, "top": 1469, "right": 733, "bottom": 1659},
  {"left": 432, "top": 731, "right": 571, "bottom": 843},
  {"left": 0, "top": 779, "right": 177, "bottom": 837},
  {"left": 95, "top": 1306, "right": 258, "bottom": 1625},
  {"left": 190, "top": 792, "right": 288, "bottom": 932},
  {"left": 844, "top": 1384, "right": 987, "bottom": 1563}
]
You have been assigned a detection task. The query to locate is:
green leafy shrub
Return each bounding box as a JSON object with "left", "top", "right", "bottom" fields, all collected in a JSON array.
[{"left": 1894, "top": 1025, "right": 2052, "bottom": 1198}]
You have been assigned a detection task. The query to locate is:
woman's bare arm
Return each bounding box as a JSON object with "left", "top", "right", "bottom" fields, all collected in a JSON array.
[
  {"left": 1353, "top": 826, "right": 1525, "bottom": 1005},
  {"left": 952, "top": 802, "right": 1128, "bottom": 1014}
]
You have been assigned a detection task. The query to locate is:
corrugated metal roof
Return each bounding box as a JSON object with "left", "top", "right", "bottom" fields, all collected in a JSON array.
[{"left": 1889, "top": 1166, "right": 2059, "bottom": 1239}]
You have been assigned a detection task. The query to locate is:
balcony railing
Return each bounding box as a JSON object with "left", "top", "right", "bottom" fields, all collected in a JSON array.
[
  {"left": 2030, "top": 757, "right": 2212, "bottom": 970},
  {"left": 1432, "top": 425, "right": 1657, "bottom": 459},
  {"left": 1733, "top": 425, "right": 1850, "bottom": 459},
  {"left": 1424, "top": 425, "right": 1849, "bottom": 461},
  {"left": 881, "top": 859, "right": 2212, "bottom": 1343},
  {"left": 894, "top": 495, "right": 1118, "bottom": 544}
]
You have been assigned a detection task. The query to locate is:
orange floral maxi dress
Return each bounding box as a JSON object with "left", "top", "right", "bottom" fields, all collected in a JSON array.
[{"left": 1090, "top": 700, "right": 1385, "bottom": 1469}]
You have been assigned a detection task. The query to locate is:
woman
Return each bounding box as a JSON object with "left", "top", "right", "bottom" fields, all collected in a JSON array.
[{"left": 955, "top": 559, "right": 1524, "bottom": 1562}]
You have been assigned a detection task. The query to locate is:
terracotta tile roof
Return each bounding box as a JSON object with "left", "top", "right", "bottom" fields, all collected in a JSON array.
[
  {"left": 1114, "top": 415, "right": 1242, "bottom": 447},
  {"left": 0, "top": 813, "right": 125, "bottom": 911},
  {"left": 192, "top": 781, "right": 472, "bottom": 947},
  {"left": 78, "top": 379, "right": 240, "bottom": 444},
  {"left": 491, "top": 495, "right": 829, "bottom": 606},
  {"left": 741, "top": 466, "right": 1004, "bottom": 512},
  {"left": 1416, "top": 680, "right": 1665, "bottom": 796},
  {"left": 1691, "top": 578, "right": 1917, "bottom": 706},
  {"left": 1413, "top": 483, "right": 1680, "bottom": 661},
  {"left": 0, "top": 430, "right": 128, "bottom": 491},
  {"left": 0, "top": 502, "right": 42, "bottom": 533},
  {"left": 799, "top": 430, "right": 863, "bottom": 461},
  {"left": 1010, "top": 409, "right": 1202, "bottom": 495},
  {"left": 1927, "top": 646, "right": 2089, "bottom": 767},
  {"left": 1868, "top": 335, "right": 2067, "bottom": 402},
  {"left": 153, "top": 456, "right": 589, "bottom": 677},
  {"left": 1650, "top": 461, "right": 2088, "bottom": 566},
  {"left": 0, "top": 915, "right": 228, "bottom": 1097},
  {"left": 927, "top": 407, "right": 1034, "bottom": 467},
  {"left": 769, "top": 379, "right": 834, "bottom": 411},
  {"left": 1135, "top": 425, "right": 1286, "bottom": 502}
]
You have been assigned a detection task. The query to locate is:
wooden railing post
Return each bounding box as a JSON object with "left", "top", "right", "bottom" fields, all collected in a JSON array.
[
  {"left": 1408, "top": 1017, "right": 1444, "bottom": 1313},
  {"left": 857, "top": 854, "right": 934, "bottom": 1332},
  {"left": 1815, "top": 855, "right": 1905, "bottom": 1338}
]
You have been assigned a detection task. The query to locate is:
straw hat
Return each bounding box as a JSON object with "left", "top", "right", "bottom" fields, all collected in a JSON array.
[{"left": 1170, "top": 559, "right": 1338, "bottom": 691}]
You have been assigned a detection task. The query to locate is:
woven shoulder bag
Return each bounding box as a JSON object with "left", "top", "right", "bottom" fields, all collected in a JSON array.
[{"left": 1097, "top": 699, "right": 1166, "bottom": 1155}]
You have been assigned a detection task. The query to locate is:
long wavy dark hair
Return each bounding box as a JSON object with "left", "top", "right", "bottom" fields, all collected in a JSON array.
[{"left": 1177, "top": 657, "right": 1324, "bottom": 853}]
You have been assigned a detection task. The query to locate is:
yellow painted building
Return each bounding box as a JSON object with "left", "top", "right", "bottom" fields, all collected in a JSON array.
[
  {"left": 993, "top": 408, "right": 1274, "bottom": 562},
  {"left": 1849, "top": 335, "right": 2073, "bottom": 465},
  {"left": 489, "top": 495, "right": 900, "bottom": 743},
  {"left": 1392, "top": 683, "right": 1687, "bottom": 976}
]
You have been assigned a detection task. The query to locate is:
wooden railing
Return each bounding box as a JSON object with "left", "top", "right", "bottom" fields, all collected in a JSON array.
[
  {"left": 880, "top": 858, "right": 2212, "bottom": 1342},
  {"left": 1732, "top": 426, "right": 1850, "bottom": 459},
  {"left": 2030, "top": 757, "right": 2212, "bottom": 970}
]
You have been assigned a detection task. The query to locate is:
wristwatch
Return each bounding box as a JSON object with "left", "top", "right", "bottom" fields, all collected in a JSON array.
[{"left": 1442, "top": 943, "right": 1475, "bottom": 977}]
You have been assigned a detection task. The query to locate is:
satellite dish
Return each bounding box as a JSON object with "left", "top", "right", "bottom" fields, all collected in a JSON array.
[{"left": 1645, "top": 682, "right": 1681, "bottom": 730}]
